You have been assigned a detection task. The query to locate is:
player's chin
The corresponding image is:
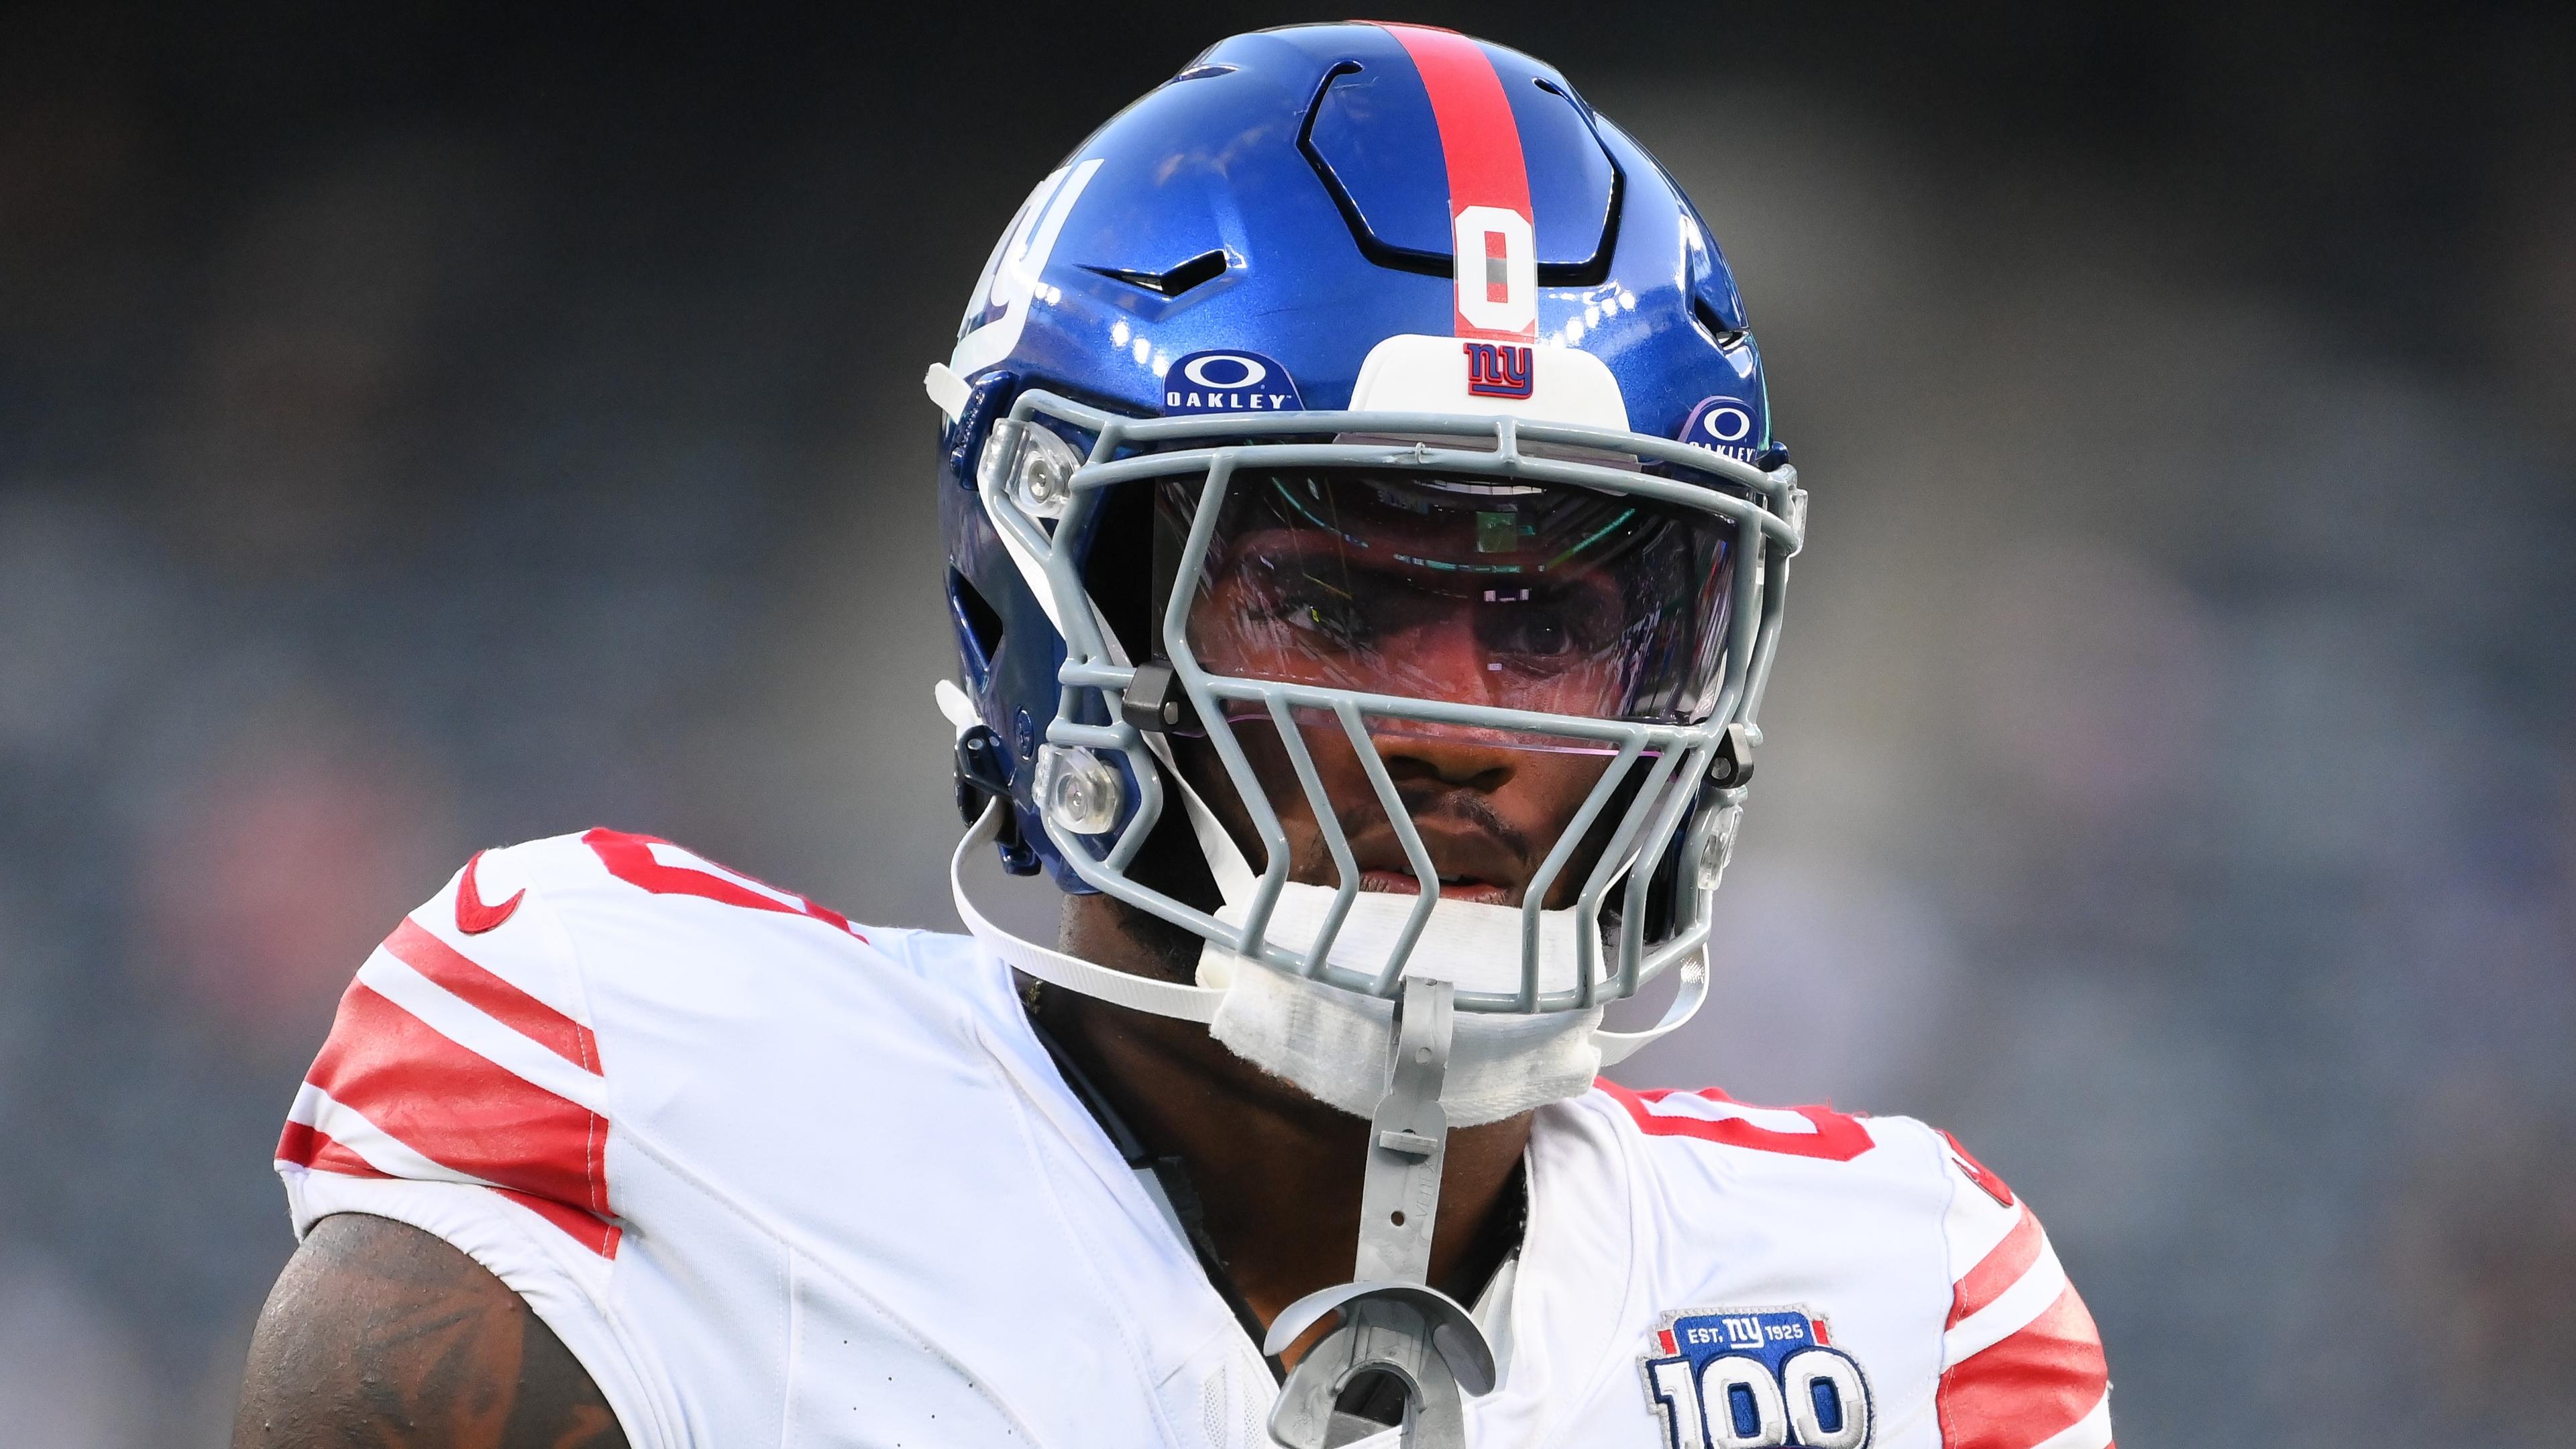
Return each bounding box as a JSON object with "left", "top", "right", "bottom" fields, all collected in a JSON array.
[{"left": 1356, "top": 868, "right": 1516, "bottom": 907}]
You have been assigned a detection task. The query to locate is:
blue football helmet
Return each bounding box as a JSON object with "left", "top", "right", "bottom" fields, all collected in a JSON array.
[
  {"left": 928, "top": 21, "right": 1801, "bottom": 1038},
  {"left": 926, "top": 23, "right": 1806, "bottom": 1444}
]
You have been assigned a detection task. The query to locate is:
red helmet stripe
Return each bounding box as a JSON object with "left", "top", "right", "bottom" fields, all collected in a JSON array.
[{"left": 1376, "top": 23, "right": 1538, "bottom": 340}]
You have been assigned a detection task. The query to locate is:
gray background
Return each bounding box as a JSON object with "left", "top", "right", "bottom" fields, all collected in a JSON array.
[{"left": 2, "top": 2, "right": 2570, "bottom": 1443}]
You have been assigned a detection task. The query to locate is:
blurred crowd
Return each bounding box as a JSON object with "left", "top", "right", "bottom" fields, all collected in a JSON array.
[{"left": 1, "top": 5, "right": 2570, "bottom": 1445}]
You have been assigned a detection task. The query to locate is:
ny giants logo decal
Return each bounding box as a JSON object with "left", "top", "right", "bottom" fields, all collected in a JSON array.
[
  {"left": 1640, "top": 1307, "right": 1872, "bottom": 1449},
  {"left": 1464, "top": 341, "right": 1534, "bottom": 398}
]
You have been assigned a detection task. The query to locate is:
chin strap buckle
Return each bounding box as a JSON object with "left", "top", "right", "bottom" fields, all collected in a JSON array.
[
  {"left": 953, "top": 724, "right": 1039, "bottom": 875},
  {"left": 1267, "top": 977, "right": 1498, "bottom": 1449}
]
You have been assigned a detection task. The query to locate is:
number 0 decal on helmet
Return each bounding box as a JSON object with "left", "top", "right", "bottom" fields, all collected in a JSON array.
[{"left": 1453, "top": 205, "right": 1538, "bottom": 337}]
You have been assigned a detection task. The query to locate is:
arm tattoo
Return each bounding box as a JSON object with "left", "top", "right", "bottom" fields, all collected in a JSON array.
[{"left": 233, "top": 1213, "right": 627, "bottom": 1449}]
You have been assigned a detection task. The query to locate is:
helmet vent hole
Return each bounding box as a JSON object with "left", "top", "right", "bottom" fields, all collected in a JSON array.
[
  {"left": 949, "top": 568, "right": 1006, "bottom": 674},
  {"left": 1084, "top": 249, "right": 1228, "bottom": 298},
  {"left": 1693, "top": 294, "right": 1745, "bottom": 348}
]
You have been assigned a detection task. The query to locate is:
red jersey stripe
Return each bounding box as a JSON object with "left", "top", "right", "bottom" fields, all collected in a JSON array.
[
  {"left": 1377, "top": 23, "right": 1537, "bottom": 339},
  {"left": 279, "top": 1091, "right": 621, "bottom": 1258},
  {"left": 1951, "top": 1208, "right": 2046, "bottom": 1327},
  {"left": 1937, "top": 1283, "right": 2110, "bottom": 1449},
  {"left": 275, "top": 1120, "right": 390, "bottom": 1180},
  {"left": 494, "top": 1186, "right": 623, "bottom": 1258},
  {"left": 381, "top": 918, "right": 600, "bottom": 1073},
  {"left": 307, "top": 982, "right": 610, "bottom": 1221}
]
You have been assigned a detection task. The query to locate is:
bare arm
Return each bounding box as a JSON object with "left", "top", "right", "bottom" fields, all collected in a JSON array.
[{"left": 233, "top": 1212, "right": 627, "bottom": 1449}]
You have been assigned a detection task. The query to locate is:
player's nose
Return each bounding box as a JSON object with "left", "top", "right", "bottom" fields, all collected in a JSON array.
[
  {"left": 1378, "top": 729, "right": 1515, "bottom": 794},
  {"left": 1364, "top": 617, "right": 1521, "bottom": 792}
]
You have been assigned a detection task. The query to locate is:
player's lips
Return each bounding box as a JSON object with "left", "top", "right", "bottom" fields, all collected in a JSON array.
[
  {"left": 1344, "top": 825, "right": 1527, "bottom": 906},
  {"left": 1356, "top": 867, "right": 1513, "bottom": 906}
]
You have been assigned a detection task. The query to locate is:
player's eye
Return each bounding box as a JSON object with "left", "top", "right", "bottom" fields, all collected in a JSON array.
[
  {"left": 1250, "top": 574, "right": 1375, "bottom": 651},
  {"left": 1476, "top": 589, "right": 1619, "bottom": 659}
]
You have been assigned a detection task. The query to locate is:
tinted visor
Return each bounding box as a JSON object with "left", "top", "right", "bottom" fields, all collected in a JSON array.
[{"left": 1165, "top": 470, "right": 1735, "bottom": 726}]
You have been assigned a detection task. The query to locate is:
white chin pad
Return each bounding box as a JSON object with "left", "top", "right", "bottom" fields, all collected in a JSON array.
[{"left": 1196, "top": 884, "right": 1605, "bottom": 1126}]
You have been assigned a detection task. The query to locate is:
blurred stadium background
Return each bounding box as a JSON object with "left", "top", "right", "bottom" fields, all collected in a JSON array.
[{"left": 3, "top": 2, "right": 2571, "bottom": 1443}]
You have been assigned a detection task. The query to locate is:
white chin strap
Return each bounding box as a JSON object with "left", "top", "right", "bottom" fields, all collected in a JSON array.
[
  {"left": 938, "top": 682, "right": 1709, "bottom": 1120},
  {"left": 949, "top": 797, "right": 1224, "bottom": 1022}
]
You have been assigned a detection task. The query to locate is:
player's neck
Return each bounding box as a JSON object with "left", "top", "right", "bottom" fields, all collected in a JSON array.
[{"left": 1047, "top": 894, "right": 1534, "bottom": 1366}]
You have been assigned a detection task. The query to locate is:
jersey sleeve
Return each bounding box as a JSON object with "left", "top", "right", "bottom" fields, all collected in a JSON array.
[
  {"left": 271, "top": 839, "right": 663, "bottom": 1446},
  {"left": 1931, "top": 1130, "right": 2115, "bottom": 1449}
]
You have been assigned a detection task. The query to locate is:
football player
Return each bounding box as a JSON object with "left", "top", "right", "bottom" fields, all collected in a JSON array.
[{"left": 235, "top": 23, "right": 2113, "bottom": 1449}]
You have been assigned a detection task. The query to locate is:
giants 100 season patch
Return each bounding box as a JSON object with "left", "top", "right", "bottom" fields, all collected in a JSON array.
[{"left": 1640, "top": 1307, "right": 1873, "bottom": 1449}]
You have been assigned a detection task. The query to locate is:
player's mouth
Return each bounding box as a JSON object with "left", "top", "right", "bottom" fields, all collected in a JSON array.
[
  {"left": 1338, "top": 812, "right": 1532, "bottom": 907},
  {"left": 1356, "top": 868, "right": 1513, "bottom": 906}
]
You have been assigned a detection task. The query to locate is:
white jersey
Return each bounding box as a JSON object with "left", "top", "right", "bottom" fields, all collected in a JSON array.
[{"left": 274, "top": 830, "right": 2113, "bottom": 1449}]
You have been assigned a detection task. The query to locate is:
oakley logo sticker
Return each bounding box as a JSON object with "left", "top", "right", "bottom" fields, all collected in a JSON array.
[
  {"left": 1680, "top": 394, "right": 1764, "bottom": 464},
  {"left": 1164, "top": 350, "right": 1303, "bottom": 414},
  {"left": 1465, "top": 341, "right": 1534, "bottom": 399}
]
